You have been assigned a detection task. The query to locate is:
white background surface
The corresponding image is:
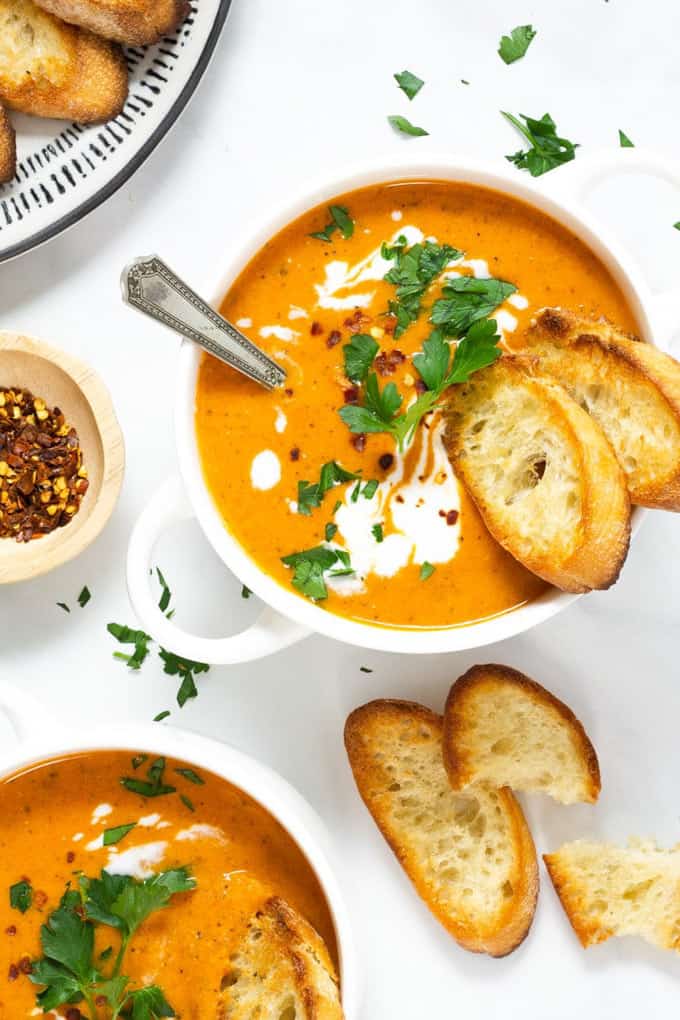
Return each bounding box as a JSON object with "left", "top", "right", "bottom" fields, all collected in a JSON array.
[{"left": 2, "top": 0, "right": 680, "bottom": 1016}]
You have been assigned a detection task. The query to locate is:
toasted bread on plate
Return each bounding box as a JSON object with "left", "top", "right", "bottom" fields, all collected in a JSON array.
[
  {"left": 218, "top": 895, "right": 343, "bottom": 1019},
  {"left": 34, "top": 0, "right": 189, "bottom": 46},
  {"left": 443, "top": 663, "right": 600, "bottom": 804},
  {"left": 344, "top": 699, "right": 538, "bottom": 956},
  {"left": 444, "top": 356, "right": 631, "bottom": 592},
  {"left": 0, "top": 102, "right": 15, "bottom": 182},
  {"left": 521, "top": 307, "right": 680, "bottom": 510},
  {"left": 545, "top": 839, "right": 680, "bottom": 952},
  {"left": 0, "top": 0, "right": 127, "bottom": 122}
]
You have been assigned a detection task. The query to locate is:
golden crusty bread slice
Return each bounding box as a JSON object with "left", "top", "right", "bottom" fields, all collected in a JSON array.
[
  {"left": 0, "top": 0, "right": 127, "bottom": 122},
  {"left": 217, "top": 895, "right": 343, "bottom": 1020},
  {"left": 544, "top": 840, "right": 680, "bottom": 951},
  {"left": 344, "top": 699, "right": 538, "bottom": 957},
  {"left": 0, "top": 102, "right": 15, "bottom": 182},
  {"left": 443, "top": 356, "right": 631, "bottom": 593},
  {"left": 33, "top": 0, "right": 189, "bottom": 46},
  {"left": 443, "top": 664, "right": 601, "bottom": 805},
  {"left": 520, "top": 308, "right": 680, "bottom": 510}
]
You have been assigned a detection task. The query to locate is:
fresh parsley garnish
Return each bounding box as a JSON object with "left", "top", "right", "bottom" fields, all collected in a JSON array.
[
  {"left": 388, "top": 115, "right": 429, "bottom": 137},
  {"left": 498, "top": 25, "right": 536, "bottom": 64},
  {"left": 394, "top": 69, "right": 424, "bottom": 100},
  {"left": 430, "top": 275, "right": 517, "bottom": 337},
  {"left": 158, "top": 650, "right": 209, "bottom": 708},
  {"left": 131, "top": 754, "right": 148, "bottom": 770},
  {"left": 103, "top": 823, "right": 136, "bottom": 847},
  {"left": 325, "top": 522, "right": 338, "bottom": 541},
  {"left": 674, "top": 222, "right": 680, "bottom": 231},
  {"left": 121, "top": 757, "right": 176, "bottom": 799},
  {"left": 502, "top": 111, "right": 578, "bottom": 176},
  {"left": 310, "top": 205, "right": 354, "bottom": 241},
  {"left": 153, "top": 711, "right": 171, "bottom": 722},
  {"left": 372, "top": 523, "right": 384, "bottom": 543},
  {"left": 174, "top": 767, "right": 204, "bottom": 785},
  {"left": 10, "top": 879, "right": 32, "bottom": 913},
  {"left": 29, "top": 868, "right": 192, "bottom": 1017},
  {"left": 281, "top": 545, "right": 353, "bottom": 601},
  {"left": 619, "top": 129, "right": 634, "bottom": 148},
  {"left": 420, "top": 561, "right": 436, "bottom": 581},
  {"left": 180, "top": 794, "right": 195, "bottom": 813},
  {"left": 382, "top": 237, "right": 462, "bottom": 337},
  {"left": 156, "top": 568, "right": 171, "bottom": 613},
  {"left": 77, "top": 586, "right": 91, "bottom": 608},
  {"left": 56, "top": 602, "right": 70, "bottom": 613},
  {"left": 343, "top": 333, "right": 380, "bottom": 383},
  {"left": 297, "top": 461, "right": 361, "bottom": 516},
  {"left": 108, "top": 623, "right": 153, "bottom": 670}
]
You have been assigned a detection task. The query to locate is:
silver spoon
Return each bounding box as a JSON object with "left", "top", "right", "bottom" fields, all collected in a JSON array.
[{"left": 120, "top": 255, "right": 287, "bottom": 390}]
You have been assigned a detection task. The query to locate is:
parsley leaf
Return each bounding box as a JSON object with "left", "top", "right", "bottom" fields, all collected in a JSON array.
[
  {"left": 430, "top": 275, "right": 516, "bottom": 337},
  {"left": 372, "top": 523, "right": 384, "bottom": 543},
  {"left": 120, "top": 756, "right": 176, "bottom": 799},
  {"left": 674, "top": 222, "right": 680, "bottom": 231},
  {"left": 158, "top": 650, "right": 208, "bottom": 708},
  {"left": 10, "top": 879, "right": 32, "bottom": 913},
  {"left": 297, "top": 461, "right": 361, "bottom": 515},
  {"left": 56, "top": 602, "right": 70, "bottom": 613},
  {"left": 241, "top": 584, "right": 252, "bottom": 599},
  {"left": 281, "top": 545, "right": 353, "bottom": 601},
  {"left": 103, "top": 823, "right": 136, "bottom": 847},
  {"left": 84, "top": 869, "right": 195, "bottom": 940},
  {"left": 382, "top": 238, "right": 462, "bottom": 337},
  {"left": 156, "top": 568, "right": 171, "bottom": 612},
  {"left": 174, "top": 767, "right": 204, "bottom": 785},
  {"left": 30, "top": 957, "right": 85, "bottom": 1011},
  {"left": 343, "top": 333, "right": 379, "bottom": 383},
  {"left": 310, "top": 205, "right": 354, "bottom": 241},
  {"left": 444, "top": 317, "right": 504, "bottom": 381},
  {"left": 619, "top": 129, "right": 634, "bottom": 148},
  {"left": 128, "top": 984, "right": 176, "bottom": 1019},
  {"left": 498, "top": 25, "right": 536, "bottom": 64},
  {"left": 108, "top": 623, "right": 153, "bottom": 670},
  {"left": 325, "top": 522, "right": 338, "bottom": 541},
  {"left": 39, "top": 903, "right": 95, "bottom": 985},
  {"left": 503, "top": 111, "right": 578, "bottom": 176},
  {"left": 77, "top": 586, "right": 91, "bottom": 608},
  {"left": 394, "top": 69, "right": 424, "bottom": 100},
  {"left": 388, "top": 115, "right": 429, "bottom": 137},
  {"left": 154, "top": 710, "right": 171, "bottom": 722},
  {"left": 420, "top": 561, "right": 436, "bottom": 581}
]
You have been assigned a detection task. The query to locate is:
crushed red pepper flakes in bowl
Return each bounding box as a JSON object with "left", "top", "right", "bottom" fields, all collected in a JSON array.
[{"left": 0, "top": 387, "right": 88, "bottom": 543}]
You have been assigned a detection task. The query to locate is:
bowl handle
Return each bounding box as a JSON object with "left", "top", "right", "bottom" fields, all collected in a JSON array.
[
  {"left": 126, "top": 475, "right": 310, "bottom": 664},
  {"left": 540, "top": 148, "right": 680, "bottom": 350}
]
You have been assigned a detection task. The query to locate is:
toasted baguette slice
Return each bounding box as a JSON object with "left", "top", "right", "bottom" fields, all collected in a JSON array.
[
  {"left": 0, "top": 0, "right": 127, "bottom": 122},
  {"left": 444, "top": 356, "right": 631, "bottom": 592},
  {"left": 344, "top": 699, "right": 538, "bottom": 956},
  {"left": 34, "top": 0, "right": 189, "bottom": 46},
  {"left": 443, "top": 664, "right": 601, "bottom": 805},
  {"left": 545, "top": 840, "right": 680, "bottom": 951},
  {"left": 218, "top": 896, "right": 343, "bottom": 1020},
  {"left": 521, "top": 308, "right": 680, "bottom": 510},
  {"left": 0, "top": 102, "right": 15, "bottom": 182}
]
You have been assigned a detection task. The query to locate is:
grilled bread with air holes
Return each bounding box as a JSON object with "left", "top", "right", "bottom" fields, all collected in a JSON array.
[
  {"left": 443, "top": 356, "right": 631, "bottom": 592},
  {"left": 443, "top": 664, "right": 601, "bottom": 805},
  {"left": 0, "top": 102, "right": 15, "bottom": 182},
  {"left": 544, "top": 840, "right": 680, "bottom": 952},
  {"left": 520, "top": 307, "right": 680, "bottom": 510},
  {"left": 344, "top": 699, "right": 538, "bottom": 957},
  {"left": 217, "top": 895, "right": 344, "bottom": 1020},
  {"left": 0, "top": 0, "right": 127, "bottom": 122},
  {"left": 34, "top": 0, "right": 189, "bottom": 46}
]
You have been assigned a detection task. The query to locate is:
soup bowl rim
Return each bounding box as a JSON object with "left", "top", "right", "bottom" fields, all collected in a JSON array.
[{"left": 167, "top": 151, "right": 665, "bottom": 655}]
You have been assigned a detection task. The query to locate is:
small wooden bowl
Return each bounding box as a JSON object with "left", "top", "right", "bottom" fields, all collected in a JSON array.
[{"left": 0, "top": 332, "right": 125, "bottom": 584}]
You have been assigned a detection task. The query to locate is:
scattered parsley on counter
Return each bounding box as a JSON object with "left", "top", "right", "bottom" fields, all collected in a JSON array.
[
  {"left": 153, "top": 711, "right": 171, "bottom": 723},
  {"left": 674, "top": 222, "right": 680, "bottom": 231},
  {"left": 241, "top": 584, "right": 252, "bottom": 599},
  {"left": 420, "top": 561, "right": 436, "bottom": 581},
  {"left": 394, "top": 69, "right": 424, "bottom": 100},
  {"left": 360, "top": 666, "right": 373, "bottom": 673},
  {"left": 108, "top": 623, "right": 153, "bottom": 670},
  {"left": 103, "top": 822, "right": 137, "bottom": 847},
  {"left": 77, "top": 586, "right": 91, "bottom": 608},
  {"left": 159, "top": 649, "right": 209, "bottom": 708},
  {"left": 388, "top": 115, "right": 429, "bottom": 137},
  {"left": 498, "top": 25, "right": 536, "bottom": 64},
  {"left": 56, "top": 602, "right": 70, "bottom": 613},
  {"left": 10, "top": 879, "right": 32, "bottom": 913},
  {"left": 156, "top": 568, "right": 171, "bottom": 612},
  {"left": 502, "top": 111, "right": 578, "bottom": 176},
  {"left": 310, "top": 205, "right": 354, "bottom": 242},
  {"left": 619, "top": 129, "right": 634, "bottom": 147}
]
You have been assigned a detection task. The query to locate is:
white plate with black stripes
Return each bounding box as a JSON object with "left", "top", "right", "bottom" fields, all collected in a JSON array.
[{"left": 0, "top": 0, "right": 232, "bottom": 264}]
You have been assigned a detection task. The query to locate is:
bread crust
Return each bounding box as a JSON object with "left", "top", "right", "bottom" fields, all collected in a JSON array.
[
  {"left": 443, "top": 663, "right": 601, "bottom": 803},
  {"left": 344, "top": 699, "right": 538, "bottom": 957},
  {"left": 0, "top": 103, "right": 15, "bottom": 183},
  {"left": 34, "top": 0, "right": 189, "bottom": 46},
  {"left": 543, "top": 850, "right": 604, "bottom": 948},
  {"left": 444, "top": 356, "right": 631, "bottom": 592},
  {"left": 0, "top": 1, "right": 128, "bottom": 122},
  {"left": 523, "top": 308, "right": 680, "bottom": 510}
]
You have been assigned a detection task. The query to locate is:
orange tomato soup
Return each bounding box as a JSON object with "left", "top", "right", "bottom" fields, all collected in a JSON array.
[
  {"left": 195, "top": 181, "right": 636, "bottom": 628},
  {"left": 0, "top": 751, "right": 336, "bottom": 1018}
]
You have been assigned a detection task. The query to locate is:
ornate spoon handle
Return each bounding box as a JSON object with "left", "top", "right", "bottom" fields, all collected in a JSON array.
[{"left": 121, "top": 255, "right": 286, "bottom": 390}]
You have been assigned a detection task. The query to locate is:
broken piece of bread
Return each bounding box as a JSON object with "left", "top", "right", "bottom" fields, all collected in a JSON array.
[
  {"left": 545, "top": 839, "right": 680, "bottom": 952},
  {"left": 444, "top": 356, "right": 631, "bottom": 592},
  {"left": 34, "top": 0, "right": 189, "bottom": 46},
  {"left": 443, "top": 664, "right": 601, "bottom": 805},
  {"left": 344, "top": 699, "right": 538, "bottom": 957},
  {"left": 218, "top": 895, "right": 343, "bottom": 1020},
  {"left": 0, "top": 0, "right": 128, "bottom": 122},
  {"left": 521, "top": 308, "right": 680, "bottom": 510},
  {"left": 0, "top": 102, "right": 15, "bottom": 182}
]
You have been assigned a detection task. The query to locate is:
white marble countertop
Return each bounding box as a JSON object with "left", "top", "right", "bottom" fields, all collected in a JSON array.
[{"left": 2, "top": 0, "right": 680, "bottom": 1015}]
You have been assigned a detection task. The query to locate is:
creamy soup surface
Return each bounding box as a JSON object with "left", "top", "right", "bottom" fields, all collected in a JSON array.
[
  {"left": 195, "top": 181, "right": 636, "bottom": 628},
  {"left": 0, "top": 751, "right": 336, "bottom": 1018}
]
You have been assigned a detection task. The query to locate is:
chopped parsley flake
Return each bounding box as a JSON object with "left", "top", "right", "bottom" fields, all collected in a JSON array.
[
  {"left": 10, "top": 879, "right": 32, "bottom": 913},
  {"left": 619, "top": 129, "right": 634, "bottom": 148},
  {"left": 393, "top": 69, "right": 424, "bottom": 100},
  {"left": 388, "top": 115, "right": 429, "bottom": 137},
  {"left": 498, "top": 25, "right": 536, "bottom": 64},
  {"left": 310, "top": 205, "right": 354, "bottom": 242},
  {"left": 103, "top": 822, "right": 136, "bottom": 847},
  {"left": 420, "top": 561, "right": 436, "bottom": 581},
  {"left": 502, "top": 111, "right": 578, "bottom": 176}
]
